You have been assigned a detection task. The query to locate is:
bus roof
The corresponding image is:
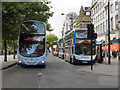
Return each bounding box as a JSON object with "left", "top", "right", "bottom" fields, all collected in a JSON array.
[
  {"left": 74, "top": 28, "right": 87, "bottom": 31},
  {"left": 65, "top": 28, "right": 87, "bottom": 37},
  {"left": 21, "top": 20, "right": 46, "bottom": 25}
]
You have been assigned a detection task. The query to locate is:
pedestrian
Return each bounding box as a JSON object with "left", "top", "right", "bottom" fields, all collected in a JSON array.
[
  {"left": 8, "top": 50, "right": 11, "bottom": 55},
  {"left": 114, "top": 50, "right": 117, "bottom": 58},
  {"left": 118, "top": 50, "right": 120, "bottom": 61},
  {"left": 1, "top": 49, "right": 3, "bottom": 55},
  {"left": 102, "top": 50, "right": 105, "bottom": 57}
]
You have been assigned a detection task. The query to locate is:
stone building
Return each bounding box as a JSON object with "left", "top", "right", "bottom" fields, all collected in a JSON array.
[
  {"left": 62, "top": 12, "right": 78, "bottom": 37},
  {"left": 74, "top": 6, "right": 91, "bottom": 29},
  {"left": 91, "top": 0, "right": 119, "bottom": 42}
]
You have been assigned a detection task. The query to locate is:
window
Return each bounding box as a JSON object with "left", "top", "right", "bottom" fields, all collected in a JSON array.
[
  {"left": 100, "top": 2, "right": 102, "bottom": 7},
  {"left": 96, "top": 26, "right": 97, "bottom": 33},
  {"left": 20, "top": 22, "right": 45, "bottom": 34},
  {"left": 98, "top": 15, "right": 99, "bottom": 21},
  {"left": 115, "top": 1, "right": 118, "bottom": 10},
  {"left": 103, "top": 22, "right": 105, "bottom": 33},
  {"left": 115, "top": 15, "right": 118, "bottom": 29},
  {"left": 106, "top": 20, "right": 108, "bottom": 31},
  {"left": 94, "top": 18, "right": 95, "bottom": 24},
  {"left": 111, "top": 17, "right": 113, "bottom": 31},
  {"left": 105, "top": 6, "right": 108, "bottom": 15},
  {"left": 66, "top": 23, "right": 68, "bottom": 31},
  {"left": 103, "top": 11, "right": 104, "bottom": 19},
  {"left": 98, "top": 25, "right": 100, "bottom": 35},
  {"left": 110, "top": 4, "right": 113, "bottom": 13},
  {"left": 101, "top": 23, "right": 102, "bottom": 34}
]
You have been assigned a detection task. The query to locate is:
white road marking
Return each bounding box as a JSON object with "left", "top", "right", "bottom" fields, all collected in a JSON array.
[{"left": 36, "top": 72, "right": 42, "bottom": 88}]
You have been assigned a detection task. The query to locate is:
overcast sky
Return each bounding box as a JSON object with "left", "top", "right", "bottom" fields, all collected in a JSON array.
[{"left": 48, "top": 0, "right": 92, "bottom": 39}]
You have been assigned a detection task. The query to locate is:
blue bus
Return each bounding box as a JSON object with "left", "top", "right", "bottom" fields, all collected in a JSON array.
[
  {"left": 64, "top": 28, "right": 97, "bottom": 64},
  {"left": 17, "top": 20, "right": 46, "bottom": 67}
]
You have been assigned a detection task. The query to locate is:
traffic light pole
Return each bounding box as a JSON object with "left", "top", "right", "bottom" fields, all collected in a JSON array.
[
  {"left": 91, "top": 39, "right": 93, "bottom": 70},
  {"left": 108, "top": 0, "right": 111, "bottom": 65}
]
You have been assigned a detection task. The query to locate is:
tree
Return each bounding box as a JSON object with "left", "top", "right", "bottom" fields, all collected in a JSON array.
[
  {"left": 47, "top": 34, "right": 58, "bottom": 48},
  {"left": 2, "top": 1, "right": 54, "bottom": 61}
]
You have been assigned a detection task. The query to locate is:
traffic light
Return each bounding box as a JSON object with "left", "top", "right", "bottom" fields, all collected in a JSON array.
[
  {"left": 87, "top": 24, "right": 94, "bottom": 38},
  {"left": 87, "top": 24, "right": 97, "bottom": 39}
]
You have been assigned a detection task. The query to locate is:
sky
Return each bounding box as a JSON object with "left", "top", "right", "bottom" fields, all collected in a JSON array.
[{"left": 48, "top": 0, "right": 92, "bottom": 39}]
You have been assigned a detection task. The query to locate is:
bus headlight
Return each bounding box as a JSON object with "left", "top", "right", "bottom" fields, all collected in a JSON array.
[
  {"left": 42, "top": 61, "right": 44, "bottom": 63},
  {"left": 19, "top": 61, "right": 21, "bottom": 63}
]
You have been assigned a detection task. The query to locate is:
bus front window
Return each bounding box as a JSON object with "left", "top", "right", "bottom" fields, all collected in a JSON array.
[
  {"left": 20, "top": 21, "right": 45, "bottom": 34},
  {"left": 19, "top": 34, "right": 45, "bottom": 57},
  {"left": 75, "top": 44, "right": 95, "bottom": 55}
]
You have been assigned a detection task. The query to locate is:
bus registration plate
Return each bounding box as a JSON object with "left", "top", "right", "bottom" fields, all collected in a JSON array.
[
  {"left": 82, "top": 61, "right": 87, "bottom": 63},
  {"left": 26, "top": 62, "right": 37, "bottom": 65}
]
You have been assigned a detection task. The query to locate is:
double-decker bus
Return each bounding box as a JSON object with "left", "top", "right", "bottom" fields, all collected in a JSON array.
[
  {"left": 65, "top": 28, "right": 97, "bottom": 64},
  {"left": 58, "top": 38, "right": 65, "bottom": 59},
  {"left": 17, "top": 20, "right": 46, "bottom": 67}
]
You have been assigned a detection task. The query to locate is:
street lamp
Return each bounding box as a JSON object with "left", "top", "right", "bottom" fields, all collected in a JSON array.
[{"left": 108, "top": 0, "right": 111, "bottom": 65}]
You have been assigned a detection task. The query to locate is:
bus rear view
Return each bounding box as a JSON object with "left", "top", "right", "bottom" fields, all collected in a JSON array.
[{"left": 17, "top": 20, "right": 46, "bottom": 67}]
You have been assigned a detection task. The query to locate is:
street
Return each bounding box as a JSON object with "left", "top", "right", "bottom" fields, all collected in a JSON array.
[{"left": 2, "top": 53, "right": 118, "bottom": 88}]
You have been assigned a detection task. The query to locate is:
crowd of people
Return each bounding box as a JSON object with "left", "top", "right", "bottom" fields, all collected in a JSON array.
[
  {"left": 0, "top": 49, "right": 17, "bottom": 55},
  {"left": 102, "top": 49, "right": 120, "bottom": 61}
]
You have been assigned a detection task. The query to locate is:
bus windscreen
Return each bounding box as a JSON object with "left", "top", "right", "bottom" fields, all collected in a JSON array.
[
  {"left": 75, "top": 40, "right": 95, "bottom": 55},
  {"left": 19, "top": 34, "right": 45, "bottom": 57}
]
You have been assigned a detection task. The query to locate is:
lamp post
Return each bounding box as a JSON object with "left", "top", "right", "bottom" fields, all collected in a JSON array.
[{"left": 108, "top": 0, "right": 111, "bottom": 65}]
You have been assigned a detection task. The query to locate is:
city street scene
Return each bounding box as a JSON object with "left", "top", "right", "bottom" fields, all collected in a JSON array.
[{"left": 0, "top": 0, "right": 120, "bottom": 89}]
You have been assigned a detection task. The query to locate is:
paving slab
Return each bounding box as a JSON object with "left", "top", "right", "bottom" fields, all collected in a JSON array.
[{"left": 0, "top": 55, "right": 17, "bottom": 70}]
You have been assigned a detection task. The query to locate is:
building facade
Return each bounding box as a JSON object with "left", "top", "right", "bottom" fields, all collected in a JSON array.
[
  {"left": 74, "top": 6, "right": 91, "bottom": 29},
  {"left": 91, "top": 0, "right": 119, "bottom": 43},
  {"left": 62, "top": 12, "right": 78, "bottom": 37},
  {"left": 118, "top": 0, "right": 120, "bottom": 38}
]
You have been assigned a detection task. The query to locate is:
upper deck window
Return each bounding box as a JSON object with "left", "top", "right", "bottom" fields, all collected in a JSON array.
[
  {"left": 20, "top": 21, "right": 45, "bottom": 34},
  {"left": 76, "top": 30, "right": 87, "bottom": 38}
]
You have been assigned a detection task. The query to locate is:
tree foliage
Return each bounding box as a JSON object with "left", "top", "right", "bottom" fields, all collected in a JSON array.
[
  {"left": 47, "top": 34, "right": 58, "bottom": 46},
  {"left": 2, "top": 1, "right": 54, "bottom": 40}
]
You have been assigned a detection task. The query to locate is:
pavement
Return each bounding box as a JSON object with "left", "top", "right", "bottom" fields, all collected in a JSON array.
[
  {"left": 0, "top": 55, "right": 17, "bottom": 70},
  {"left": 78, "top": 57, "right": 119, "bottom": 77},
  {"left": 0, "top": 54, "right": 119, "bottom": 77},
  {"left": 2, "top": 53, "right": 118, "bottom": 88}
]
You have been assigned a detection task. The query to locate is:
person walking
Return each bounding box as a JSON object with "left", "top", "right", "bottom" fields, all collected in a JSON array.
[
  {"left": 114, "top": 50, "right": 117, "bottom": 58},
  {"left": 118, "top": 50, "right": 120, "bottom": 61},
  {"left": 1, "top": 49, "right": 3, "bottom": 55}
]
